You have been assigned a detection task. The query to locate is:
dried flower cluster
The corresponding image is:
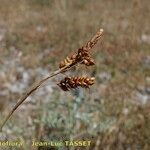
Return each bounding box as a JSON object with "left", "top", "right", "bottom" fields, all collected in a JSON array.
[
  {"left": 58, "top": 76, "right": 95, "bottom": 91},
  {"left": 58, "top": 29, "right": 104, "bottom": 91},
  {"left": 59, "top": 29, "right": 103, "bottom": 69}
]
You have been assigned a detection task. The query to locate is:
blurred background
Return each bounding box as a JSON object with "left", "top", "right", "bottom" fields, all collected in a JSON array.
[{"left": 0, "top": 0, "right": 150, "bottom": 149}]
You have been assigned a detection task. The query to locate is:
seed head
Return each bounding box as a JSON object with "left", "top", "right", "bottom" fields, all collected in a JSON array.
[
  {"left": 59, "top": 29, "right": 103, "bottom": 69},
  {"left": 58, "top": 76, "right": 95, "bottom": 91}
]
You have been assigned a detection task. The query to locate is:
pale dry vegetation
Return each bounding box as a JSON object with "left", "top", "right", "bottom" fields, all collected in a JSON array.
[{"left": 0, "top": 0, "right": 150, "bottom": 150}]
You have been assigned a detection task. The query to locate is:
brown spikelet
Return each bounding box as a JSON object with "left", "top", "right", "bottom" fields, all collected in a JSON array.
[
  {"left": 57, "top": 76, "right": 95, "bottom": 91},
  {"left": 59, "top": 46, "right": 94, "bottom": 69},
  {"left": 85, "top": 28, "right": 104, "bottom": 50},
  {"left": 59, "top": 29, "right": 103, "bottom": 69}
]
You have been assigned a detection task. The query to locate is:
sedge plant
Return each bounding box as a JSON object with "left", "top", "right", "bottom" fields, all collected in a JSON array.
[{"left": 0, "top": 28, "right": 104, "bottom": 131}]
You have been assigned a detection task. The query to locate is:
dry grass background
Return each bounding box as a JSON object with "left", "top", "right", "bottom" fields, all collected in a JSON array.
[{"left": 0, "top": 0, "right": 150, "bottom": 150}]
